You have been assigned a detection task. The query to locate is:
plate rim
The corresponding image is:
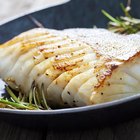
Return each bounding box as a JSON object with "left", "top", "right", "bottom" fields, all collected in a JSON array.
[
  {"left": 0, "top": 94, "right": 140, "bottom": 115},
  {"left": 0, "top": 0, "right": 70, "bottom": 26}
]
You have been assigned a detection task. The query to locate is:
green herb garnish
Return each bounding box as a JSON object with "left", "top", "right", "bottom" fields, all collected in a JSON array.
[
  {"left": 0, "top": 83, "right": 51, "bottom": 110},
  {"left": 102, "top": 1, "right": 140, "bottom": 34}
]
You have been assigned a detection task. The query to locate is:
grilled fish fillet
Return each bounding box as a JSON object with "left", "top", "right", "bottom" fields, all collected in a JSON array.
[{"left": 1, "top": 28, "right": 140, "bottom": 107}]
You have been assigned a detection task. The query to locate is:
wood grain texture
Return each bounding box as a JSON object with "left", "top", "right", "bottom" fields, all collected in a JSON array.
[{"left": 1, "top": 118, "right": 140, "bottom": 140}]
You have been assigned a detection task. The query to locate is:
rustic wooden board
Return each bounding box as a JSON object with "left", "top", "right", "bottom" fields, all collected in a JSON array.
[{"left": 0, "top": 118, "right": 140, "bottom": 140}]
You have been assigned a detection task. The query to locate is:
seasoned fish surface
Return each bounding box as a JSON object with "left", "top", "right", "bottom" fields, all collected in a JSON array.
[
  {"left": 1, "top": 28, "right": 140, "bottom": 107},
  {"left": 63, "top": 28, "right": 140, "bottom": 60}
]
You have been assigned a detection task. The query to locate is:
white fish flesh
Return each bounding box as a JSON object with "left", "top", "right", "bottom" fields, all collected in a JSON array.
[{"left": 1, "top": 28, "right": 140, "bottom": 107}]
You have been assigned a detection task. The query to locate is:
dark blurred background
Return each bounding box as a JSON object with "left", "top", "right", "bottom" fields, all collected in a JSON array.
[{"left": 0, "top": 0, "right": 140, "bottom": 43}]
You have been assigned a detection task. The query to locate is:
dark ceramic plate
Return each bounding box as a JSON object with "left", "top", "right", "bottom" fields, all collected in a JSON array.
[{"left": 1, "top": 0, "right": 140, "bottom": 128}]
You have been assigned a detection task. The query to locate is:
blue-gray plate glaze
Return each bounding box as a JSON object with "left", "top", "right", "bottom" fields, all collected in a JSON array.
[{"left": 0, "top": 0, "right": 140, "bottom": 128}]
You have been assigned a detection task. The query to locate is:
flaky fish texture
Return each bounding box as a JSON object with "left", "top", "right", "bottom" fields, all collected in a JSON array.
[{"left": 1, "top": 28, "right": 140, "bottom": 107}]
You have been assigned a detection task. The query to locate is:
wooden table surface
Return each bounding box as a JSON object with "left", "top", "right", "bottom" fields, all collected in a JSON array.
[{"left": 1, "top": 117, "right": 140, "bottom": 140}]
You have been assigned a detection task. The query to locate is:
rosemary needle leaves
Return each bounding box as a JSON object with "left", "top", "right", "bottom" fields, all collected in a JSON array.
[
  {"left": 102, "top": 3, "right": 140, "bottom": 34},
  {"left": 0, "top": 83, "right": 51, "bottom": 110}
]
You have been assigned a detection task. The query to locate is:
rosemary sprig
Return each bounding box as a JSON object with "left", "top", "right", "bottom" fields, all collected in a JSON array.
[
  {"left": 0, "top": 99, "right": 37, "bottom": 110},
  {"left": 41, "top": 84, "right": 50, "bottom": 110},
  {"left": 5, "top": 86, "right": 20, "bottom": 103},
  {"left": 0, "top": 83, "right": 51, "bottom": 110},
  {"left": 102, "top": 2, "right": 140, "bottom": 34}
]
